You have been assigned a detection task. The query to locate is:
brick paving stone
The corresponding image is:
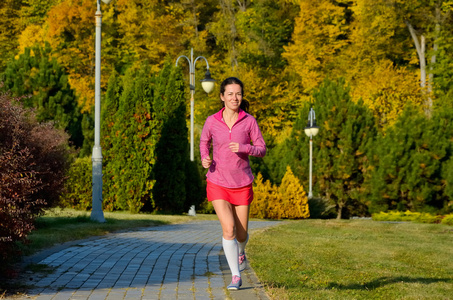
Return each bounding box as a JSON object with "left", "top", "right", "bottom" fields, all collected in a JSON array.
[{"left": 9, "top": 220, "right": 282, "bottom": 300}]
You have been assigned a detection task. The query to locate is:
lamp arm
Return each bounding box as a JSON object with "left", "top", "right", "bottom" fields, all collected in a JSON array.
[
  {"left": 175, "top": 55, "right": 192, "bottom": 70},
  {"left": 194, "top": 56, "right": 210, "bottom": 70}
]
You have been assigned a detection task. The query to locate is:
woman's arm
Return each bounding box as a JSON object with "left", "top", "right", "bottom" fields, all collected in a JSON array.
[
  {"left": 238, "top": 117, "right": 266, "bottom": 157},
  {"left": 200, "top": 117, "right": 213, "bottom": 166}
]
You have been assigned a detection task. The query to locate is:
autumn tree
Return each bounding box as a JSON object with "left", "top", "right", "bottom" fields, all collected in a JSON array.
[
  {"left": 0, "top": 0, "right": 24, "bottom": 71},
  {"left": 282, "top": 0, "right": 352, "bottom": 93},
  {"left": 352, "top": 61, "right": 424, "bottom": 129}
]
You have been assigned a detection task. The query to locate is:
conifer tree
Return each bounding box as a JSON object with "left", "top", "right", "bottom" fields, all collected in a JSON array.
[
  {"left": 444, "top": 158, "right": 453, "bottom": 210},
  {"left": 368, "top": 106, "right": 453, "bottom": 214},
  {"left": 105, "top": 67, "right": 156, "bottom": 212},
  {"left": 313, "top": 79, "right": 376, "bottom": 219},
  {"left": 1, "top": 42, "right": 83, "bottom": 148},
  {"left": 152, "top": 62, "right": 191, "bottom": 213},
  {"left": 269, "top": 78, "right": 377, "bottom": 219},
  {"left": 101, "top": 71, "right": 123, "bottom": 211}
]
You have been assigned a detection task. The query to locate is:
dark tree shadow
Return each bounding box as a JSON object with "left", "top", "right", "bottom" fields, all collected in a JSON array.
[{"left": 327, "top": 276, "right": 453, "bottom": 290}]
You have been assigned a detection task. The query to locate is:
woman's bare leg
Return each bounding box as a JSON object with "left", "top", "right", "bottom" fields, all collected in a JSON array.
[{"left": 233, "top": 205, "right": 250, "bottom": 243}]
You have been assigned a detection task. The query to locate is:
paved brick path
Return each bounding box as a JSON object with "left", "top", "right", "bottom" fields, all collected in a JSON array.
[{"left": 10, "top": 220, "right": 281, "bottom": 300}]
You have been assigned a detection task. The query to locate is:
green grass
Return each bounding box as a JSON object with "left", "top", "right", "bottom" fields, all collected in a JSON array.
[
  {"left": 19, "top": 208, "right": 218, "bottom": 256},
  {"left": 247, "top": 219, "right": 453, "bottom": 300}
]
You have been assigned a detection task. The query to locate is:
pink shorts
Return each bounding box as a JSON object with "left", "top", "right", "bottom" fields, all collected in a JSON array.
[{"left": 206, "top": 179, "right": 253, "bottom": 206}]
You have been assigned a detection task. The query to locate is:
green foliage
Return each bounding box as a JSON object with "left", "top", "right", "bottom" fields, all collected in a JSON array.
[
  {"left": 444, "top": 158, "right": 453, "bottom": 205},
  {"left": 60, "top": 157, "right": 92, "bottom": 210},
  {"left": 368, "top": 106, "right": 453, "bottom": 214},
  {"left": 185, "top": 160, "right": 205, "bottom": 212},
  {"left": 152, "top": 62, "right": 191, "bottom": 213},
  {"left": 267, "top": 78, "right": 377, "bottom": 219},
  {"left": 307, "top": 197, "right": 336, "bottom": 219},
  {"left": 1, "top": 42, "right": 84, "bottom": 148},
  {"left": 102, "top": 66, "right": 157, "bottom": 213},
  {"left": 235, "top": 0, "right": 298, "bottom": 70}
]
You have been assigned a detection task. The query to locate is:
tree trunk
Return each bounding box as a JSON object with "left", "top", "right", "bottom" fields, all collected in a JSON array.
[
  {"left": 336, "top": 202, "right": 343, "bottom": 220},
  {"left": 405, "top": 20, "right": 431, "bottom": 116},
  {"left": 219, "top": 0, "right": 239, "bottom": 69},
  {"left": 428, "top": 6, "right": 441, "bottom": 115}
]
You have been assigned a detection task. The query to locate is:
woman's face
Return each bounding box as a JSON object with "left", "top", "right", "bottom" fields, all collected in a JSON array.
[{"left": 221, "top": 83, "right": 242, "bottom": 111}]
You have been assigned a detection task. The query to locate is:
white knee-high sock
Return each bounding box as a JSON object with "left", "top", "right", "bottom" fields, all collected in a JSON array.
[
  {"left": 222, "top": 237, "right": 240, "bottom": 277},
  {"left": 238, "top": 234, "right": 249, "bottom": 254}
]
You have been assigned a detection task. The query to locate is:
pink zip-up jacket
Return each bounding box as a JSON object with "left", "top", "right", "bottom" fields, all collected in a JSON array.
[{"left": 200, "top": 108, "right": 266, "bottom": 188}]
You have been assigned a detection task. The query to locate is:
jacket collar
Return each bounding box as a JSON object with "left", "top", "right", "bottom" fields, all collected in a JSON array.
[{"left": 214, "top": 107, "right": 247, "bottom": 122}]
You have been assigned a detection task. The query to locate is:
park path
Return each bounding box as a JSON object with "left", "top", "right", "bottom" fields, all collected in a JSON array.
[{"left": 9, "top": 220, "right": 282, "bottom": 300}]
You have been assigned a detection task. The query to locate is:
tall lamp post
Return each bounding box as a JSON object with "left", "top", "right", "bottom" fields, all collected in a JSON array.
[
  {"left": 176, "top": 49, "right": 215, "bottom": 216},
  {"left": 304, "top": 107, "right": 319, "bottom": 199},
  {"left": 91, "top": 0, "right": 112, "bottom": 223},
  {"left": 176, "top": 48, "right": 216, "bottom": 162}
]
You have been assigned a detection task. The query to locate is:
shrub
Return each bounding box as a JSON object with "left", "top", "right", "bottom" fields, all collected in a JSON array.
[
  {"left": 441, "top": 214, "right": 453, "bottom": 226},
  {"left": 60, "top": 157, "right": 92, "bottom": 210},
  {"left": 0, "top": 92, "right": 71, "bottom": 271},
  {"left": 308, "top": 197, "right": 337, "bottom": 219},
  {"left": 371, "top": 211, "right": 444, "bottom": 224},
  {"left": 251, "top": 167, "right": 310, "bottom": 220},
  {"left": 250, "top": 173, "right": 277, "bottom": 219}
]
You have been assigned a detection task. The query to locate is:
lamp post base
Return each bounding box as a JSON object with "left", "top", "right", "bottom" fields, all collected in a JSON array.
[{"left": 188, "top": 205, "right": 196, "bottom": 216}]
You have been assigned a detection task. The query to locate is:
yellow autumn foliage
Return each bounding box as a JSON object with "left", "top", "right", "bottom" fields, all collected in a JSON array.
[
  {"left": 283, "top": 0, "right": 350, "bottom": 92},
  {"left": 352, "top": 60, "right": 424, "bottom": 129},
  {"left": 251, "top": 166, "right": 310, "bottom": 219}
]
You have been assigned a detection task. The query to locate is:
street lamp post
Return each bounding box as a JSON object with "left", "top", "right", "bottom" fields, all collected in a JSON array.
[
  {"left": 304, "top": 107, "right": 319, "bottom": 199},
  {"left": 176, "top": 48, "right": 215, "bottom": 216},
  {"left": 91, "top": 0, "right": 112, "bottom": 223},
  {"left": 176, "top": 48, "right": 215, "bottom": 162}
]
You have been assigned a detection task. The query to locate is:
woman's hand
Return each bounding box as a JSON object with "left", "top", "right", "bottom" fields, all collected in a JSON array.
[
  {"left": 202, "top": 157, "right": 212, "bottom": 169},
  {"left": 229, "top": 142, "right": 240, "bottom": 153}
]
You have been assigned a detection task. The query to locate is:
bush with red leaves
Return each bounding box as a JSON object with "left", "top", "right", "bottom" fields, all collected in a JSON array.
[{"left": 0, "top": 91, "right": 72, "bottom": 272}]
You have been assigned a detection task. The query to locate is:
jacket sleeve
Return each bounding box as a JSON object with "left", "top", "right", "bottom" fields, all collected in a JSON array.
[
  {"left": 238, "top": 117, "right": 266, "bottom": 158},
  {"left": 199, "top": 117, "right": 212, "bottom": 161}
]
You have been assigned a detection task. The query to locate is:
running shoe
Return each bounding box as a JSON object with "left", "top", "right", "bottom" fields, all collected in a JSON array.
[
  {"left": 239, "top": 252, "right": 247, "bottom": 272},
  {"left": 227, "top": 275, "right": 242, "bottom": 290}
]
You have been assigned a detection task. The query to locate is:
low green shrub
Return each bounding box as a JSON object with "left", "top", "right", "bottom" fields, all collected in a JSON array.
[
  {"left": 60, "top": 157, "right": 92, "bottom": 210},
  {"left": 372, "top": 210, "right": 446, "bottom": 224}
]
